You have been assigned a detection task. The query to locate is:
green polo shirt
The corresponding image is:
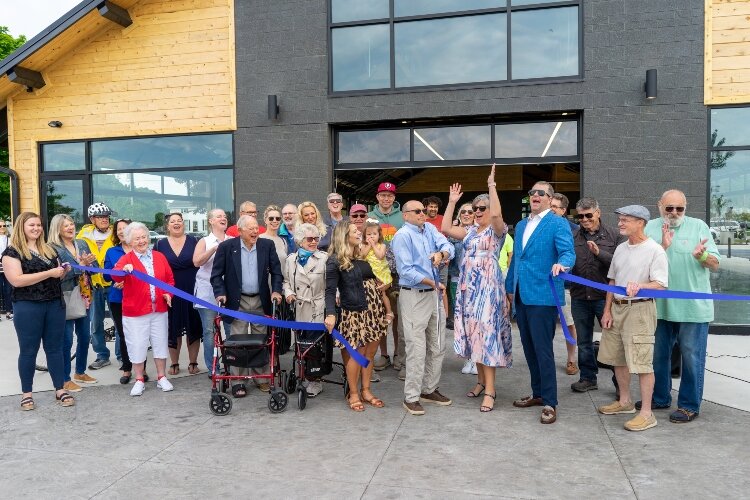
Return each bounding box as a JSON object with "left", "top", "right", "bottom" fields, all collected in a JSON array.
[{"left": 644, "top": 216, "right": 720, "bottom": 323}]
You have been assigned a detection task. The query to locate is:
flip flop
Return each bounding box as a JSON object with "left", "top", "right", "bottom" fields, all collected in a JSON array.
[
  {"left": 168, "top": 364, "right": 180, "bottom": 375},
  {"left": 188, "top": 363, "right": 200, "bottom": 375}
]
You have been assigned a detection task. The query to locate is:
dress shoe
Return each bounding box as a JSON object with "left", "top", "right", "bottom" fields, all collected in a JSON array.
[{"left": 513, "top": 395, "right": 543, "bottom": 408}]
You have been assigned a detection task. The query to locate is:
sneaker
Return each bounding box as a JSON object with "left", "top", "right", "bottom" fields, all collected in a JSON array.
[
  {"left": 156, "top": 377, "right": 174, "bottom": 392},
  {"left": 373, "top": 355, "right": 391, "bottom": 371},
  {"left": 73, "top": 373, "right": 98, "bottom": 384},
  {"left": 598, "top": 401, "right": 636, "bottom": 415},
  {"left": 392, "top": 356, "right": 403, "bottom": 371},
  {"left": 635, "top": 400, "right": 671, "bottom": 411},
  {"left": 63, "top": 380, "right": 82, "bottom": 393},
  {"left": 624, "top": 413, "right": 657, "bottom": 431},
  {"left": 461, "top": 360, "right": 473, "bottom": 374},
  {"left": 470, "top": 362, "right": 478, "bottom": 375},
  {"left": 371, "top": 372, "right": 381, "bottom": 383},
  {"left": 88, "top": 359, "right": 111, "bottom": 370},
  {"left": 398, "top": 367, "right": 406, "bottom": 381},
  {"left": 306, "top": 381, "right": 323, "bottom": 398},
  {"left": 257, "top": 383, "right": 270, "bottom": 393},
  {"left": 571, "top": 379, "right": 598, "bottom": 392},
  {"left": 130, "top": 380, "right": 145, "bottom": 396},
  {"left": 420, "top": 389, "right": 452, "bottom": 406},
  {"left": 566, "top": 361, "right": 579, "bottom": 375},
  {"left": 669, "top": 408, "right": 698, "bottom": 423},
  {"left": 403, "top": 400, "right": 425, "bottom": 415}
]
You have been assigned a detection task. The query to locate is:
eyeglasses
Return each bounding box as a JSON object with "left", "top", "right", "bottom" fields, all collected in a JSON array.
[
  {"left": 405, "top": 209, "right": 426, "bottom": 215},
  {"left": 528, "top": 189, "right": 549, "bottom": 197},
  {"left": 267, "top": 216, "right": 281, "bottom": 222},
  {"left": 328, "top": 199, "right": 342, "bottom": 204},
  {"left": 242, "top": 211, "right": 258, "bottom": 216},
  {"left": 664, "top": 206, "right": 685, "bottom": 213},
  {"left": 304, "top": 236, "right": 321, "bottom": 242},
  {"left": 350, "top": 213, "right": 367, "bottom": 219},
  {"left": 550, "top": 205, "right": 563, "bottom": 211},
  {"left": 459, "top": 209, "right": 474, "bottom": 215},
  {"left": 472, "top": 206, "right": 488, "bottom": 213},
  {"left": 282, "top": 212, "right": 295, "bottom": 217},
  {"left": 577, "top": 213, "right": 595, "bottom": 220}
]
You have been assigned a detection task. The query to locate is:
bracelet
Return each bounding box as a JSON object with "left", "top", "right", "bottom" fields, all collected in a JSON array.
[{"left": 699, "top": 251, "right": 709, "bottom": 263}]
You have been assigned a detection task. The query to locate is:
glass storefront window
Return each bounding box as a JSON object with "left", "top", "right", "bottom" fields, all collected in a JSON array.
[
  {"left": 495, "top": 121, "right": 577, "bottom": 158},
  {"left": 394, "top": 14, "right": 506, "bottom": 87},
  {"left": 511, "top": 6, "right": 578, "bottom": 79},
  {"left": 92, "top": 134, "right": 232, "bottom": 171},
  {"left": 413, "top": 125, "right": 491, "bottom": 161},
  {"left": 45, "top": 179, "right": 85, "bottom": 224},
  {"left": 331, "top": 0, "right": 388, "bottom": 23},
  {"left": 394, "top": 0, "right": 505, "bottom": 17},
  {"left": 331, "top": 24, "right": 390, "bottom": 91},
  {"left": 338, "top": 129, "right": 410, "bottom": 164},
  {"left": 42, "top": 142, "right": 85, "bottom": 171},
  {"left": 709, "top": 108, "right": 750, "bottom": 328}
]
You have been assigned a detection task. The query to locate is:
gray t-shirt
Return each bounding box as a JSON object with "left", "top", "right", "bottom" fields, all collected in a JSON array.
[{"left": 607, "top": 238, "right": 668, "bottom": 299}]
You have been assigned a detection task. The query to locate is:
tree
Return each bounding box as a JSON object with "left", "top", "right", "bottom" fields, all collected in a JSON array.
[
  {"left": 1, "top": 27, "right": 27, "bottom": 219},
  {"left": 710, "top": 129, "right": 735, "bottom": 170},
  {"left": 0, "top": 26, "right": 26, "bottom": 60}
]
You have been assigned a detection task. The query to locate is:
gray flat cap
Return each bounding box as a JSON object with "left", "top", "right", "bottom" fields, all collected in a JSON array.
[{"left": 614, "top": 205, "right": 650, "bottom": 221}]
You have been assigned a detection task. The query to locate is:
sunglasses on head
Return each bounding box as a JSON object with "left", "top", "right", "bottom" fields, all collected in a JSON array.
[
  {"left": 267, "top": 216, "right": 281, "bottom": 222},
  {"left": 304, "top": 236, "right": 321, "bottom": 242},
  {"left": 115, "top": 218, "right": 132, "bottom": 225},
  {"left": 472, "top": 205, "right": 488, "bottom": 213},
  {"left": 350, "top": 213, "right": 367, "bottom": 219},
  {"left": 577, "top": 212, "right": 596, "bottom": 220},
  {"left": 528, "top": 189, "right": 549, "bottom": 197},
  {"left": 664, "top": 206, "right": 685, "bottom": 213},
  {"left": 459, "top": 209, "right": 474, "bottom": 215},
  {"left": 406, "top": 208, "right": 426, "bottom": 215}
]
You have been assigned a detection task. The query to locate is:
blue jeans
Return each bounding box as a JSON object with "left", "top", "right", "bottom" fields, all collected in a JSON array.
[
  {"left": 0, "top": 273, "right": 12, "bottom": 313},
  {"left": 571, "top": 299, "right": 605, "bottom": 383},
  {"left": 197, "top": 307, "right": 230, "bottom": 374},
  {"left": 90, "top": 287, "right": 120, "bottom": 361},
  {"left": 14, "top": 299, "right": 66, "bottom": 393},
  {"left": 64, "top": 309, "right": 92, "bottom": 381},
  {"left": 653, "top": 320, "right": 709, "bottom": 413},
  {"left": 515, "top": 296, "right": 558, "bottom": 407}
]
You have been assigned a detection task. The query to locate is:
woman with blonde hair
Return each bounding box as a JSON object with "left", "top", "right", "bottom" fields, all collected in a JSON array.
[
  {"left": 260, "top": 205, "right": 288, "bottom": 268},
  {"left": 2, "top": 212, "right": 73, "bottom": 410},
  {"left": 296, "top": 201, "right": 329, "bottom": 250}
]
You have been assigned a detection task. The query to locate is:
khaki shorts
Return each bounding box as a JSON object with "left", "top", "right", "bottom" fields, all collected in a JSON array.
[
  {"left": 597, "top": 300, "right": 656, "bottom": 374},
  {"left": 562, "top": 289, "right": 574, "bottom": 326}
]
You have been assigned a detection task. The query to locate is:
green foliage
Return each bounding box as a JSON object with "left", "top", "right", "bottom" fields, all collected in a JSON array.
[
  {"left": 0, "top": 26, "right": 27, "bottom": 61},
  {"left": 1, "top": 27, "right": 27, "bottom": 220}
]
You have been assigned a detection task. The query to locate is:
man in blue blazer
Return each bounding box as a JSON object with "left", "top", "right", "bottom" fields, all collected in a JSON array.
[
  {"left": 505, "top": 182, "right": 575, "bottom": 424},
  {"left": 211, "top": 215, "right": 283, "bottom": 395}
]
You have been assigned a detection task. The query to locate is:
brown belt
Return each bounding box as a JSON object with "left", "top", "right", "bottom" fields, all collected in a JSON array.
[{"left": 613, "top": 298, "right": 653, "bottom": 306}]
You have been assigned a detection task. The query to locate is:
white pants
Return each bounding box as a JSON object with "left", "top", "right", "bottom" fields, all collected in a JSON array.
[{"left": 123, "top": 311, "right": 168, "bottom": 363}]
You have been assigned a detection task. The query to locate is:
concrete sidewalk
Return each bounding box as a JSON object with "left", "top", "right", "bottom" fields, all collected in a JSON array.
[{"left": 1, "top": 321, "right": 748, "bottom": 499}]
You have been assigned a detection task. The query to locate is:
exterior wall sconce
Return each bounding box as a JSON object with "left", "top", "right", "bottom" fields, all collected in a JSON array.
[
  {"left": 268, "top": 95, "right": 279, "bottom": 119},
  {"left": 644, "top": 69, "right": 657, "bottom": 100},
  {"left": 48, "top": 120, "right": 63, "bottom": 128}
]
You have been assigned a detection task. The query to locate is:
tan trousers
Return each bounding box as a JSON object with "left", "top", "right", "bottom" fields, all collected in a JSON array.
[{"left": 230, "top": 294, "right": 269, "bottom": 380}]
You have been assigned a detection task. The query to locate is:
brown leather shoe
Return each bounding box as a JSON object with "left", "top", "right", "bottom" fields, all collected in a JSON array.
[
  {"left": 513, "top": 395, "right": 543, "bottom": 408},
  {"left": 566, "top": 361, "right": 579, "bottom": 375},
  {"left": 403, "top": 400, "right": 425, "bottom": 415},
  {"left": 419, "top": 389, "right": 452, "bottom": 406},
  {"left": 540, "top": 405, "right": 557, "bottom": 424}
]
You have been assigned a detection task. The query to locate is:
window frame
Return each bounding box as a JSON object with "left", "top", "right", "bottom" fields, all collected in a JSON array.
[{"left": 327, "top": 0, "right": 583, "bottom": 95}]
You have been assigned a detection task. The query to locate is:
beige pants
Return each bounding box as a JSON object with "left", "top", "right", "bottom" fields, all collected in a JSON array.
[
  {"left": 230, "top": 294, "right": 269, "bottom": 379},
  {"left": 399, "top": 288, "right": 446, "bottom": 402}
]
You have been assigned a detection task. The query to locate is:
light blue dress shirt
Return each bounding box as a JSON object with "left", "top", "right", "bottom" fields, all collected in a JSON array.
[
  {"left": 240, "top": 240, "right": 259, "bottom": 294},
  {"left": 392, "top": 222, "right": 454, "bottom": 289}
]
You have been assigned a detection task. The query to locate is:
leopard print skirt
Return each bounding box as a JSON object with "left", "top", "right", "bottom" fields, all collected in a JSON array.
[{"left": 337, "top": 279, "right": 387, "bottom": 349}]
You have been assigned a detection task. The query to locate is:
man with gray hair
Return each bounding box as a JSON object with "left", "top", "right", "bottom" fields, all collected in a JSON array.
[
  {"left": 569, "top": 198, "right": 625, "bottom": 395},
  {"left": 227, "top": 201, "right": 266, "bottom": 237},
  {"left": 321, "top": 192, "right": 344, "bottom": 251}
]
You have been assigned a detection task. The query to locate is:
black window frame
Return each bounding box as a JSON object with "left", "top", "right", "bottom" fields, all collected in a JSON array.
[{"left": 327, "top": 0, "right": 583, "bottom": 95}]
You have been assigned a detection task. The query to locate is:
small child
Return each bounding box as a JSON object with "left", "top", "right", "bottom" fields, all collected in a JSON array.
[{"left": 360, "top": 219, "right": 394, "bottom": 325}]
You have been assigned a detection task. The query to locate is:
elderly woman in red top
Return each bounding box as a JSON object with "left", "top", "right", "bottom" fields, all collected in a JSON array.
[{"left": 113, "top": 222, "right": 175, "bottom": 397}]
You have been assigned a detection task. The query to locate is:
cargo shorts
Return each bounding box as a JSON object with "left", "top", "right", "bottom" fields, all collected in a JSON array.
[{"left": 597, "top": 299, "right": 656, "bottom": 374}]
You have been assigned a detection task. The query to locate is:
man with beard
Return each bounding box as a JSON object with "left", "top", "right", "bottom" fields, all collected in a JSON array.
[{"left": 643, "top": 190, "right": 719, "bottom": 423}]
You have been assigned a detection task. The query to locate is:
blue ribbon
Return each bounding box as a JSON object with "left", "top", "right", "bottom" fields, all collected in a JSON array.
[
  {"left": 549, "top": 271, "right": 750, "bottom": 346},
  {"left": 73, "top": 263, "right": 370, "bottom": 368}
]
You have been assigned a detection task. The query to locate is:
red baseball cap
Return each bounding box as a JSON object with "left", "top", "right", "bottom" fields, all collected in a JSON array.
[
  {"left": 377, "top": 182, "right": 396, "bottom": 194},
  {"left": 350, "top": 203, "right": 367, "bottom": 213}
]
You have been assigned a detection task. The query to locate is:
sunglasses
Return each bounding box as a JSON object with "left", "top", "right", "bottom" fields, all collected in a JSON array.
[
  {"left": 664, "top": 206, "right": 685, "bottom": 213},
  {"left": 115, "top": 218, "right": 132, "bottom": 225},
  {"left": 577, "top": 213, "right": 596, "bottom": 220},
  {"left": 405, "top": 209, "right": 426, "bottom": 215},
  {"left": 472, "top": 206, "right": 488, "bottom": 213},
  {"left": 459, "top": 209, "right": 474, "bottom": 215},
  {"left": 267, "top": 216, "right": 281, "bottom": 222},
  {"left": 350, "top": 213, "right": 367, "bottom": 219},
  {"left": 304, "top": 236, "right": 321, "bottom": 243},
  {"left": 328, "top": 199, "right": 342, "bottom": 204},
  {"left": 528, "top": 189, "right": 549, "bottom": 197}
]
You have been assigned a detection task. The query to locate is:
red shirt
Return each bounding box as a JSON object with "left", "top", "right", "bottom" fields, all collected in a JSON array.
[
  {"left": 426, "top": 214, "right": 444, "bottom": 232},
  {"left": 112, "top": 250, "right": 175, "bottom": 317},
  {"left": 226, "top": 224, "right": 266, "bottom": 237}
]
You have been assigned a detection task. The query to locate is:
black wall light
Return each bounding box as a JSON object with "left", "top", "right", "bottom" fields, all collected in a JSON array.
[
  {"left": 268, "top": 95, "right": 279, "bottom": 119},
  {"left": 48, "top": 120, "right": 63, "bottom": 128},
  {"left": 644, "top": 69, "right": 657, "bottom": 100}
]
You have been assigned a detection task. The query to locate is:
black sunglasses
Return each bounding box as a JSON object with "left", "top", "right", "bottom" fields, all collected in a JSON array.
[
  {"left": 472, "top": 205, "right": 488, "bottom": 213},
  {"left": 350, "top": 213, "right": 367, "bottom": 219},
  {"left": 267, "top": 216, "right": 281, "bottom": 222},
  {"left": 304, "top": 236, "right": 321, "bottom": 242},
  {"left": 577, "top": 213, "right": 595, "bottom": 220},
  {"left": 405, "top": 209, "right": 426, "bottom": 215},
  {"left": 664, "top": 206, "right": 685, "bottom": 213},
  {"left": 528, "top": 189, "right": 549, "bottom": 197},
  {"left": 459, "top": 209, "right": 474, "bottom": 215}
]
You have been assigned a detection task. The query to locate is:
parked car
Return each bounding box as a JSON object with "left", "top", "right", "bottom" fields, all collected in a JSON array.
[
  {"left": 710, "top": 220, "right": 745, "bottom": 240},
  {"left": 149, "top": 230, "right": 167, "bottom": 243},
  {"left": 710, "top": 227, "right": 719, "bottom": 244}
]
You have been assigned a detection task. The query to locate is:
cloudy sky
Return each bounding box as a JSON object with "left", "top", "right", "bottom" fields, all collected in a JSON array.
[{"left": 3, "top": 0, "right": 81, "bottom": 39}]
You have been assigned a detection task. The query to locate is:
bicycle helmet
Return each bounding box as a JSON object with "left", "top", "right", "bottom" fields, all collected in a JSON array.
[{"left": 87, "top": 202, "right": 112, "bottom": 217}]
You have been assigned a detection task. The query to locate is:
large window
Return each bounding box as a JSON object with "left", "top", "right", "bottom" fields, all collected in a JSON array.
[
  {"left": 329, "top": 0, "right": 581, "bottom": 92},
  {"left": 40, "top": 133, "right": 234, "bottom": 233},
  {"left": 708, "top": 107, "right": 750, "bottom": 329}
]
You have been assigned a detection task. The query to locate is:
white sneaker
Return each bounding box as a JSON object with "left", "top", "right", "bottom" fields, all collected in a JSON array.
[
  {"left": 306, "top": 380, "right": 323, "bottom": 397},
  {"left": 470, "top": 362, "right": 478, "bottom": 375},
  {"left": 130, "top": 380, "right": 145, "bottom": 396},
  {"left": 156, "top": 377, "right": 174, "bottom": 392},
  {"left": 461, "top": 360, "right": 473, "bottom": 374}
]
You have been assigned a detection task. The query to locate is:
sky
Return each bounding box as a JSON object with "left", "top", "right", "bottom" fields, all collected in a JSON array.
[{"left": 2, "top": 0, "right": 82, "bottom": 39}]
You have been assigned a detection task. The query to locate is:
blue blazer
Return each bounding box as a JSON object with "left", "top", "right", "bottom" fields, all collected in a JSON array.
[{"left": 505, "top": 213, "right": 576, "bottom": 306}]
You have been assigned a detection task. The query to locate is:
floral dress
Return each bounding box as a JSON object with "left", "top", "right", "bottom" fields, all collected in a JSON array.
[{"left": 453, "top": 225, "right": 512, "bottom": 367}]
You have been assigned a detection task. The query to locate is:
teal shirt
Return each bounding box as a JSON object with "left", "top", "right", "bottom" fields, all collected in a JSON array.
[{"left": 644, "top": 216, "right": 720, "bottom": 323}]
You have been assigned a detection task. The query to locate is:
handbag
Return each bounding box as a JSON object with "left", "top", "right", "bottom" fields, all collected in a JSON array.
[{"left": 64, "top": 284, "right": 87, "bottom": 320}]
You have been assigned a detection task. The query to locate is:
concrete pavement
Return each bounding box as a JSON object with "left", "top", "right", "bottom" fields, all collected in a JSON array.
[{"left": 1, "top": 320, "right": 749, "bottom": 499}]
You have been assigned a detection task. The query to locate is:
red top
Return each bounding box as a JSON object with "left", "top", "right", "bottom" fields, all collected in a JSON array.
[
  {"left": 226, "top": 224, "right": 266, "bottom": 237},
  {"left": 112, "top": 250, "right": 175, "bottom": 317},
  {"left": 426, "top": 214, "right": 444, "bottom": 233}
]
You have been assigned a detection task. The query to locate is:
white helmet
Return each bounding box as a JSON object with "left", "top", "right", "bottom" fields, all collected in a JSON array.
[{"left": 87, "top": 202, "right": 112, "bottom": 217}]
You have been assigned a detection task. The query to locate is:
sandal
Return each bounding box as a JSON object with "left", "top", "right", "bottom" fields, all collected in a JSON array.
[
  {"left": 466, "top": 383, "right": 485, "bottom": 398},
  {"left": 362, "top": 390, "right": 385, "bottom": 408},
  {"left": 20, "top": 396, "right": 35, "bottom": 411},
  {"left": 56, "top": 391, "right": 75, "bottom": 407},
  {"left": 188, "top": 362, "right": 200, "bottom": 375},
  {"left": 168, "top": 364, "right": 180, "bottom": 375},
  {"left": 480, "top": 393, "right": 496, "bottom": 413},
  {"left": 348, "top": 397, "right": 365, "bottom": 412},
  {"left": 232, "top": 384, "right": 247, "bottom": 398}
]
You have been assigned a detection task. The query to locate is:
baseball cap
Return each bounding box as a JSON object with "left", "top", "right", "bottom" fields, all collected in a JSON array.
[
  {"left": 350, "top": 203, "right": 367, "bottom": 213},
  {"left": 614, "top": 205, "right": 650, "bottom": 221},
  {"left": 377, "top": 182, "right": 396, "bottom": 194}
]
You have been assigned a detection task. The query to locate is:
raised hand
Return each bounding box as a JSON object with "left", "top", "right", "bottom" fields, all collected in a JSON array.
[
  {"left": 661, "top": 222, "right": 674, "bottom": 249},
  {"left": 448, "top": 183, "right": 463, "bottom": 203},
  {"left": 488, "top": 163, "right": 496, "bottom": 187}
]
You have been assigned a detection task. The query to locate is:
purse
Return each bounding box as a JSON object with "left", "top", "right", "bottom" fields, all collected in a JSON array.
[{"left": 64, "top": 284, "right": 87, "bottom": 320}]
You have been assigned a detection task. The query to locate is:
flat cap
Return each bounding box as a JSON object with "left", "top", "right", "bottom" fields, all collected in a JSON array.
[{"left": 614, "top": 204, "right": 650, "bottom": 221}]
